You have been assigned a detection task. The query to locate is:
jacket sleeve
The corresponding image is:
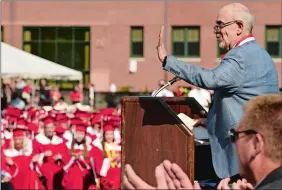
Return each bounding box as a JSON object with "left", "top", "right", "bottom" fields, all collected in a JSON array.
[{"left": 163, "top": 50, "right": 244, "bottom": 93}]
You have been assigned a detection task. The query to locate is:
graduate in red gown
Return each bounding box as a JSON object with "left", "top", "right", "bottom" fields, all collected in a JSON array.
[
  {"left": 1, "top": 136, "right": 13, "bottom": 183},
  {"left": 55, "top": 125, "right": 69, "bottom": 144},
  {"left": 1, "top": 119, "right": 10, "bottom": 149},
  {"left": 33, "top": 117, "right": 69, "bottom": 190},
  {"left": 62, "top": 125, "right": 104, "bottom": 190},
  {"left": 26, "top": 122, "right": 40, "bottom": 140},
  {"left": 3, "top": 128, "right": 44, "bottom": 189},
  {"left": 100, "top": 125, "right": 121, "bottom": 189},
  {"left": 2, "top": 117, "right": 17, "bottom": 149},
  {"left": 87, "top": 113, "right": 103, "bottom": 140},
  {"left": 57, "top": 116, "right": 73, "bottom": 143}
]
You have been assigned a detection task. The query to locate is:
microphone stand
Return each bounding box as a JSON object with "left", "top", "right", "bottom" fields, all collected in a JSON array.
[
  {"left": 152, "top": 83, "right": 171, "bottom": 97},
  {"left": 152, "top": 76, "right": 180, "bottom": 97}
]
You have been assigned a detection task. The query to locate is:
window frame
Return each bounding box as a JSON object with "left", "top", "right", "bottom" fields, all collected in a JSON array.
[
  {"left": 171, "top": 26, "right": 201, "bottom": 58},
  {"left": 130, "top": 26, "right": 144, "bottom": 58},
  {"left": 1, "top": 26, "right": 4, "bottom": 42},
  {"left": 265, "top": 25, "right": 282, "bottom": 58},
  {"left": 22, "top": 26, "right": 91, "bottom": 89}
]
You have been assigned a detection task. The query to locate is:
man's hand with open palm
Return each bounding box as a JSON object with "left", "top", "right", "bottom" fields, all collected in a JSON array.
[{"left": 157, "top": 26, "right": 168, "bottom": 63}]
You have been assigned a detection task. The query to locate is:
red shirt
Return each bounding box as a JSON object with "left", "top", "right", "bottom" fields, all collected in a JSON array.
[{"left": 69, "top": 91, "right": 82, "bottom": 102}]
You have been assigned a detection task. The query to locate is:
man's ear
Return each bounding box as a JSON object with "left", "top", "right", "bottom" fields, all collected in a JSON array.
[
  {"left": 252, "top": 134, "right": 264, "bottom": 158},
  {"left": 236, "top": 21, "right": 244, "bottom": 35}
]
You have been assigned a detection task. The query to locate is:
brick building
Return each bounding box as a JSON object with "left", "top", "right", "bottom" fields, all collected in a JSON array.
[{"left": 1, "top": 1, "right": 282, "bottom": 92}]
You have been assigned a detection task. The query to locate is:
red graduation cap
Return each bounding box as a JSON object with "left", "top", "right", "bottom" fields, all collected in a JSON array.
[
  {"left": 13, "top": 128, "right": 26, "bottom": 137},
  {"left": 91, "top": 114, "right": 103, "bottom": 125},
  {"left": 99, "top": 108, "right": 115, "bottom": 116},
  {"left": 5, "top": 107, "right": 22, "bottom": 117},
  {"left": 103, "top": 124, "right": 114, "bottom": 132},
  {"left": 48, "top": 111, "right": 56, "bottom": 118},
  {"left": 16, "top": 119, "right": 27, "bottom": 129},
  {"left": 70, "top": 118, "right": 83, "bottom": 125},
  {"left": 55, "top": 125, "right": 66, "bottom": 134},
  {"left": 43, "top": 117, "right": 55, "bottom": 125},
  {"left": 104, "top": 120, "right": 120, "bottom": 129},
  {"left": 26, "top": 123, "right": 39, "bottom": 134},
  {"left": 57, "top": 118, "right": 69, "bottom": 125},
  {"left": 75, "top": 125, "right": 87, "bottom": 132},
  {"left": 55, "top": 113, "right": 68, "bottom": 121},
  {"left": 104, "top": 115, "right": 121, "bottom": 122},
  {"left": 6, "top": 116, "right": 18, "bottom": 123},
  {"left": 27, "top": 107, "right": 37, "bottom": 117},
  {"left": 74, "top": 112, "right": 90, "bottom": 120}
]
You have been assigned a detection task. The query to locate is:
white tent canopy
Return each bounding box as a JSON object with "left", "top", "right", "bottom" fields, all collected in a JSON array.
[{"left": 1, "top": 42, "right": 82, "bottom": 81}]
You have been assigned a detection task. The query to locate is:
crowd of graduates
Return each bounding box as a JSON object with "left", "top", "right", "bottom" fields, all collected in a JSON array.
[{"left": 1, "top": 103, "right": 122, "bottom": 190}]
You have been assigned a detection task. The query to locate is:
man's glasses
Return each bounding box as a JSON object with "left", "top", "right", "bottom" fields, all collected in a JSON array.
[
  {"left": 214, "top": 20, "right": 242, "bottom": 33},
  {"left": 228, "top": 128, "right": 257, "bottom": 143}
]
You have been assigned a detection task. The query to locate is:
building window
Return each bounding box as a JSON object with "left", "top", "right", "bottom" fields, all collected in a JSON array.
[
  {"left": 22, "top": 27, "right": 90, "bottom": 87},
  {"left": 217, "top": 41, "right": 227, "bottom": 58},
  {"left": 1, "top": 26, "right": 4, "bottom": 42},
  {"left": 130, "top": 26, "right": 144, "bottom": 57},
  {"left": 266, "top": 26, "right": 282, "bottom": 58},
  {"left": 171, "top": 26, "right": 200, "bottom": 57}
]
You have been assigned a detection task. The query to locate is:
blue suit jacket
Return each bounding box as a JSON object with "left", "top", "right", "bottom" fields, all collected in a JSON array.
[{"left": 163, "top": 40, "right": 279, "bottom": 178}]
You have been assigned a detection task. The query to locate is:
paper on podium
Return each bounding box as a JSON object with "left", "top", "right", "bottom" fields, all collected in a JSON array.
[{"left": 177, "top": 113, "right": 197, "bottom": 131}]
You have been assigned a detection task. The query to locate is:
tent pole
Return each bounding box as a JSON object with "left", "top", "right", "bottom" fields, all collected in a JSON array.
[{"left": 31, "top": 79, "right": 38, "bottom": 106}]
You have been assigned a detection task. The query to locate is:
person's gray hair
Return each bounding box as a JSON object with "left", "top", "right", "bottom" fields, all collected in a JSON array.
[
  {"left": 225, "top": 3, "right": 254, "bottom": 33},
  {"left": 233, "top": 10, "right": 254, "bottom": 33}
]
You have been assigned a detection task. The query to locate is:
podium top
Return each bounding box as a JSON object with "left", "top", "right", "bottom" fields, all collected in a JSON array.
[{"left": 122, "top": 96, "right": 208, "bottom": 117}]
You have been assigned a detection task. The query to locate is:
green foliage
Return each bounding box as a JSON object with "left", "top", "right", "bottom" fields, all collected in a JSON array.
[
  {"left": 179, "top": 87, "right": 190, "bottom": 96},
  {"left": 119, "top": 86, "right": 131, "bottom": 92}
]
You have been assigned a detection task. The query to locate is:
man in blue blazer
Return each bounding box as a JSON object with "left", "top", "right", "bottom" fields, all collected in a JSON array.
[{"left": 157, "top": 3, "right": 279, "bottom": 179}]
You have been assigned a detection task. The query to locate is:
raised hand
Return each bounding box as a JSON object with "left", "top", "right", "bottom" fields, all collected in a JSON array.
[
  {"left": 32, "top": 154, "right": 40, "bottom": 162},
  {"left": 44, "top": 150, "right": 52, "bottom": 157},
  {"left": 53, "top": 154, "right": 62, "bottom": 161},
  {"left": 156, "top": 26, "right": 168, "bottom": 63},
  {"left": 6, "top": 157, "right": 14, "bottom": 166}
]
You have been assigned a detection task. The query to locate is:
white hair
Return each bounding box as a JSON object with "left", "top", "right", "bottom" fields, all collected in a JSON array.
[
  {"left": 233, "top": 10, "right": 254, "bottom": 33},
  {"left": 221, "top": 3, "right": 255, "bottom": 33}
]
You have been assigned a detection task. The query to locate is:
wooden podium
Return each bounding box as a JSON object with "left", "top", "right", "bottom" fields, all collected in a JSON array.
[{"left": 121, "top": 97, "right": 207, "bottom": 186}]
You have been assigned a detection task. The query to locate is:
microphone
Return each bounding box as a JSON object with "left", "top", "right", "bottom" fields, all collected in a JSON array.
[{"left": 152, "top": 76, "right": 181, "bottom": 97}]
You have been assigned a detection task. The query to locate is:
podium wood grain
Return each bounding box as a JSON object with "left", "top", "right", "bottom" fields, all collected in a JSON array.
[{"left": 121, "top": 97, "right": 196, "bottom": 186}]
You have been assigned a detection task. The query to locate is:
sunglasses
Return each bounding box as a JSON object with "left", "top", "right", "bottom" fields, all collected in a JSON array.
[
  {"left": 214, "top": 20, "right": 242, "bottom": 33},
  {"left": 228, "top": 128, "right": 257, "bottom": 143}
]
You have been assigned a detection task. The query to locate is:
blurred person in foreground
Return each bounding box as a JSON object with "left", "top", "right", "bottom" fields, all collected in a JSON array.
[
  {"left": 156, "top": 2, "right": 279, "bottom": 179},
  {"left": 123, "top": 94, "right": 282, "bottom": 189}
]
